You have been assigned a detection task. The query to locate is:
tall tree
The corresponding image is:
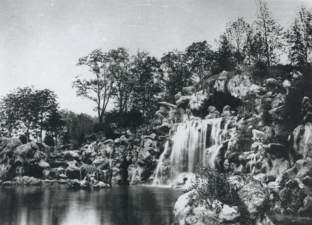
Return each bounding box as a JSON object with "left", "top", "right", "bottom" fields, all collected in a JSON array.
[
  {"left": 161, "top": 49, "right": 192, "bottom": 102},
  {"left": 33, "top": 89, "right": 58, "bottom": 142},
  {"left": 215, "top": 34, "right": 236, "bottom": 72},
  {"left": 285, "top": 6, "right": 312, "bottom": 66},
  {"left": 184, "top": 41, "right": 215, "bottom": 80},
  {"left": 73, "top": 49, "right": 115, "bottom": 127},
  {"left": 105, "top": 48, "right": 133, "bottom": 114},
  {"left": 225, "top": 18, "right": 252, "bottom": 66},
  {"left": 129, "top": 51, "right": 163, "bottom": 121},
  {"left": 44, "top": 109, "right": 65, "bottom": 149},
  {"left": 254, "top": 0, "right": 284, "bottom": 66}
]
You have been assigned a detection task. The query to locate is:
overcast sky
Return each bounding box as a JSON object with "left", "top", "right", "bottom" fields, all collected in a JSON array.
[{"left": 1, "top": 0, "right": 311, "bottom": 116}]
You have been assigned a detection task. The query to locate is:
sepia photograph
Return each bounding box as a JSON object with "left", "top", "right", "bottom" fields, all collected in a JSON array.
[{"left": 1, "top": 0, "right": 312, "bottom": 224}]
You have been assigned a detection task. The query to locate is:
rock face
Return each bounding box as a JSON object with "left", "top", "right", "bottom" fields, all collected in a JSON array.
[
  {"left": 0, "top": 138, "right": 50, "bottom": 183},
  {"left": 164, "top": 68, "right": 312, "bottom": 224},
  {"left": 173, "top": 189, "right": 240, "bottom": 225}
]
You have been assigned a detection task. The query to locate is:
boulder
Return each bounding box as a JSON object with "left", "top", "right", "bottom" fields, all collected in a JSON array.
[
  {"left": 205, "top": 106, "right": 220, "bottom": 119},
  {"left": 176, "top": 96, "right": 192, "bottom": 107},
  {"left": 271, "top": 93, "right": 286, "bottom": 109},
  {"left": 221, "top": 105, "right": 231, "bottom": 118},
  {"left": 2, "top": 181, "right": 12, "bottom": 186},
  {"left": 292, "top": 123, "right": 312, "bottom": 160},
  {"left": 27, "top": 177, "right": 42, "bottom": 185},
  {"left": 173, "top": 189, "right": 240, "bottom": 225},
  {"left": 189, "top": 91, "right": 209, "bottom": 111},
  {"left": 227, "top": 73, "right": 256, "bottom": 98},
  {"left": 237, "top": 181, "right": 268, "bottom": 220},
  {"left": 266, "top": 78, "right": 278, "bottom": 88},
  {"left": 218, "top": 205, "right": 240, "bottom": 222},
  {"left": 214, "top": 71, "right": 228, "bottom": 93},
  {"left": 269, "top": 106, "right": 284, "bottom": 120},
  {"left": 302, "top": 96, "right": 312, "bottom": 123},
  {"left": 182, "top": 86, "right": 196, "bottom": 96}
]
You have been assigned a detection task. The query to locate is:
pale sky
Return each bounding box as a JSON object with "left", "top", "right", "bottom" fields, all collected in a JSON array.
[{"left": 0, "top": 0, "right": 311, "bottom": 116}]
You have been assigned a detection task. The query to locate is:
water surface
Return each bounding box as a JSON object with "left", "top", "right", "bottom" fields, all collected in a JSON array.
[{"left": 0, "top": 185, "right": 183, "bottom": 225}]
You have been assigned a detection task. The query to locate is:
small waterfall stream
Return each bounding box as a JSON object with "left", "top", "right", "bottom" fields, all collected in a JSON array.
[
  {"left": 152, "top": 118, "right": 230, "bottom": 185},
  {"left": 152, "top": 141, "right": 169, "bottom": 185}
]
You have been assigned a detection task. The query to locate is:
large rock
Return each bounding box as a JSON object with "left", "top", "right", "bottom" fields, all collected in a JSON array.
[
  {"left": 237, "top": 181, "right": 268, "bottom": 220},
  {"left": 214, "top": 71, "right": 228, "bottom": 93},
  {"left": 227, "top": 72, "right": 257, "bottom": 98},
  {"left": 291, "top": 123, "right": 312, "bottom": 160},
  {"left": 173, "top": 189, "right": 240, "bottom": 225},
  {"left": 189, "top": 90, "right": 209, "bottom": 111}
]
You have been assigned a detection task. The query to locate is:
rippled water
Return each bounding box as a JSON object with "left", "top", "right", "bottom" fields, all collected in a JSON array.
[{"left": 0, "top": 185, "right": 183, "bottom": 225}]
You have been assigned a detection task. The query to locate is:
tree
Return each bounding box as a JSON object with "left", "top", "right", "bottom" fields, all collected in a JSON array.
[
  {"left": 129, "top": 51, "right": 163, "bottom": 122},
  {"left": 44, "top": 109, "right": 65, "bottom": 149},
  {"left": 161, "top": 49, "right": 193, "bottom": 102},
  {"left": 105, "top": 48, "right": 133, "bottom": 113},
  {"left": 254, "top": 0, "right": 284, "bottom": 66},
  {"left": 225, "top": 18, "right": 252, "bottom": 66},
  {"left": 60, "top": 110, "right": 96, "bottom": 148},
  {"left": 73, "top": 49, "right": 115, "bottom": 127},
  {"left": 33, "top": 89, "right": 58, "bottom": 142},
  {"left": 0, "top": 87, "right": 59, "bottom": 141},
  {"left": 215, "top": 34, "right": 236, "bottom": 72},
  {"left": 184, "top": 41, "right": 215, "bottom": 80},
  {"left": 285, "top": 6, "right": 312, "bottom": 66}
]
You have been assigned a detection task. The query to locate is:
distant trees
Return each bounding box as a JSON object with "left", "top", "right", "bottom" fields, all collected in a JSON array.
[
  {"left": 0, "top": 87, "right": 59, "bottom": 141},
  {"left": 286, "top": 6, "right": 312, "bottom": 66},
  {"left": 60, "top": 110, "right": 96, "bottom": 148}
]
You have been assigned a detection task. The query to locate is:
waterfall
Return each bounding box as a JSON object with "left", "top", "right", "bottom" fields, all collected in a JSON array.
[
  {"left": 152, "top": 141, "right": 169, "bottom": 185},
  {"left": 169, "top": 118, "right": 224, "bottom": 180}
]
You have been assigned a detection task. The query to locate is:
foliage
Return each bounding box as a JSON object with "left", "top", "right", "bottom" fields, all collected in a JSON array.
[
  {"left": 225, "top": 17, "right": 252, "bottom": 65},
  {"left": 44, "top": 110, "right": 66, "bottom": 148},
  {"left": 161, "top": 49, "right": 193, "bottom": 102},
  {"left": 194, "top": 164, "right": 235, "bottom": 205},
  {"left": 184, "top": 41, "right": 215, "bottom": 80},
  {"left": 0, "top": 87, "right": 59, "bottom": 141},
  {"left": 285, "top": 6, "right": 312, "bottom": 67},
  {"left": 254, "top": 0, "right": 284, "bottom": 66},
  {"left": 192, "top": 164, "right": 252, "bottom": 224},
  {"left": 215, "top": 34, "right": 236, "bottom": 72},
  {"left": 129, "top": 51, "right": 164, "bottom": 122},
  {"left": 105, "top": 109, "right": 144, "bottom": 134},
  {"left": 105, "top": 47, "right": 133, "bottom": 113},
  {"left": 73, "top": 49, "right": 115, "bottom": 126},
  {"left": 60, "top": 110, "right": 97, "bottom": 148}
]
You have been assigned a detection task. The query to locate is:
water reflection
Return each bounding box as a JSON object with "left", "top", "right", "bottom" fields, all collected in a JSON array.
[{"left": 0, "top": 185, "right": 183, "bottom": 225}]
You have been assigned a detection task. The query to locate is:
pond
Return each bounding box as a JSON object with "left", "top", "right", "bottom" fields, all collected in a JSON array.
[{"left": 0, "top": 185, "right": 183, "bottom": 225}]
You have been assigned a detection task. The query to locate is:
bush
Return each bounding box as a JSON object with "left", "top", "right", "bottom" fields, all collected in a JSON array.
[
  {"left": 194, "top": 164, "right": 235, "bottom": 205},
  {"left": 191, "top": 164, "right": 252, "bottom": 224}
]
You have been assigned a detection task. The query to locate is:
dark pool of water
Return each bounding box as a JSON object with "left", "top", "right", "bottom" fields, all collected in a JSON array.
[
  {"left": 271, "top": 214, "right": 312, "bottom": 225},
  {"left": 0, "top": 185, "right": 183, "bottom": 225}
]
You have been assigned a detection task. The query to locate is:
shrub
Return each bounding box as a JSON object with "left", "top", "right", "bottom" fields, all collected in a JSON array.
[{"left": 190, "top": 163, "right": 252, "bottom": 224}]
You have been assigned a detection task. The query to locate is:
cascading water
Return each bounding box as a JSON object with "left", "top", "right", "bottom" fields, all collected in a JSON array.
[
  {"left": 169, "top": 118, "right": 226, "bottom": 180},
  {"left": 152, "top": 141, "right": 169, "bottom": 185}
]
